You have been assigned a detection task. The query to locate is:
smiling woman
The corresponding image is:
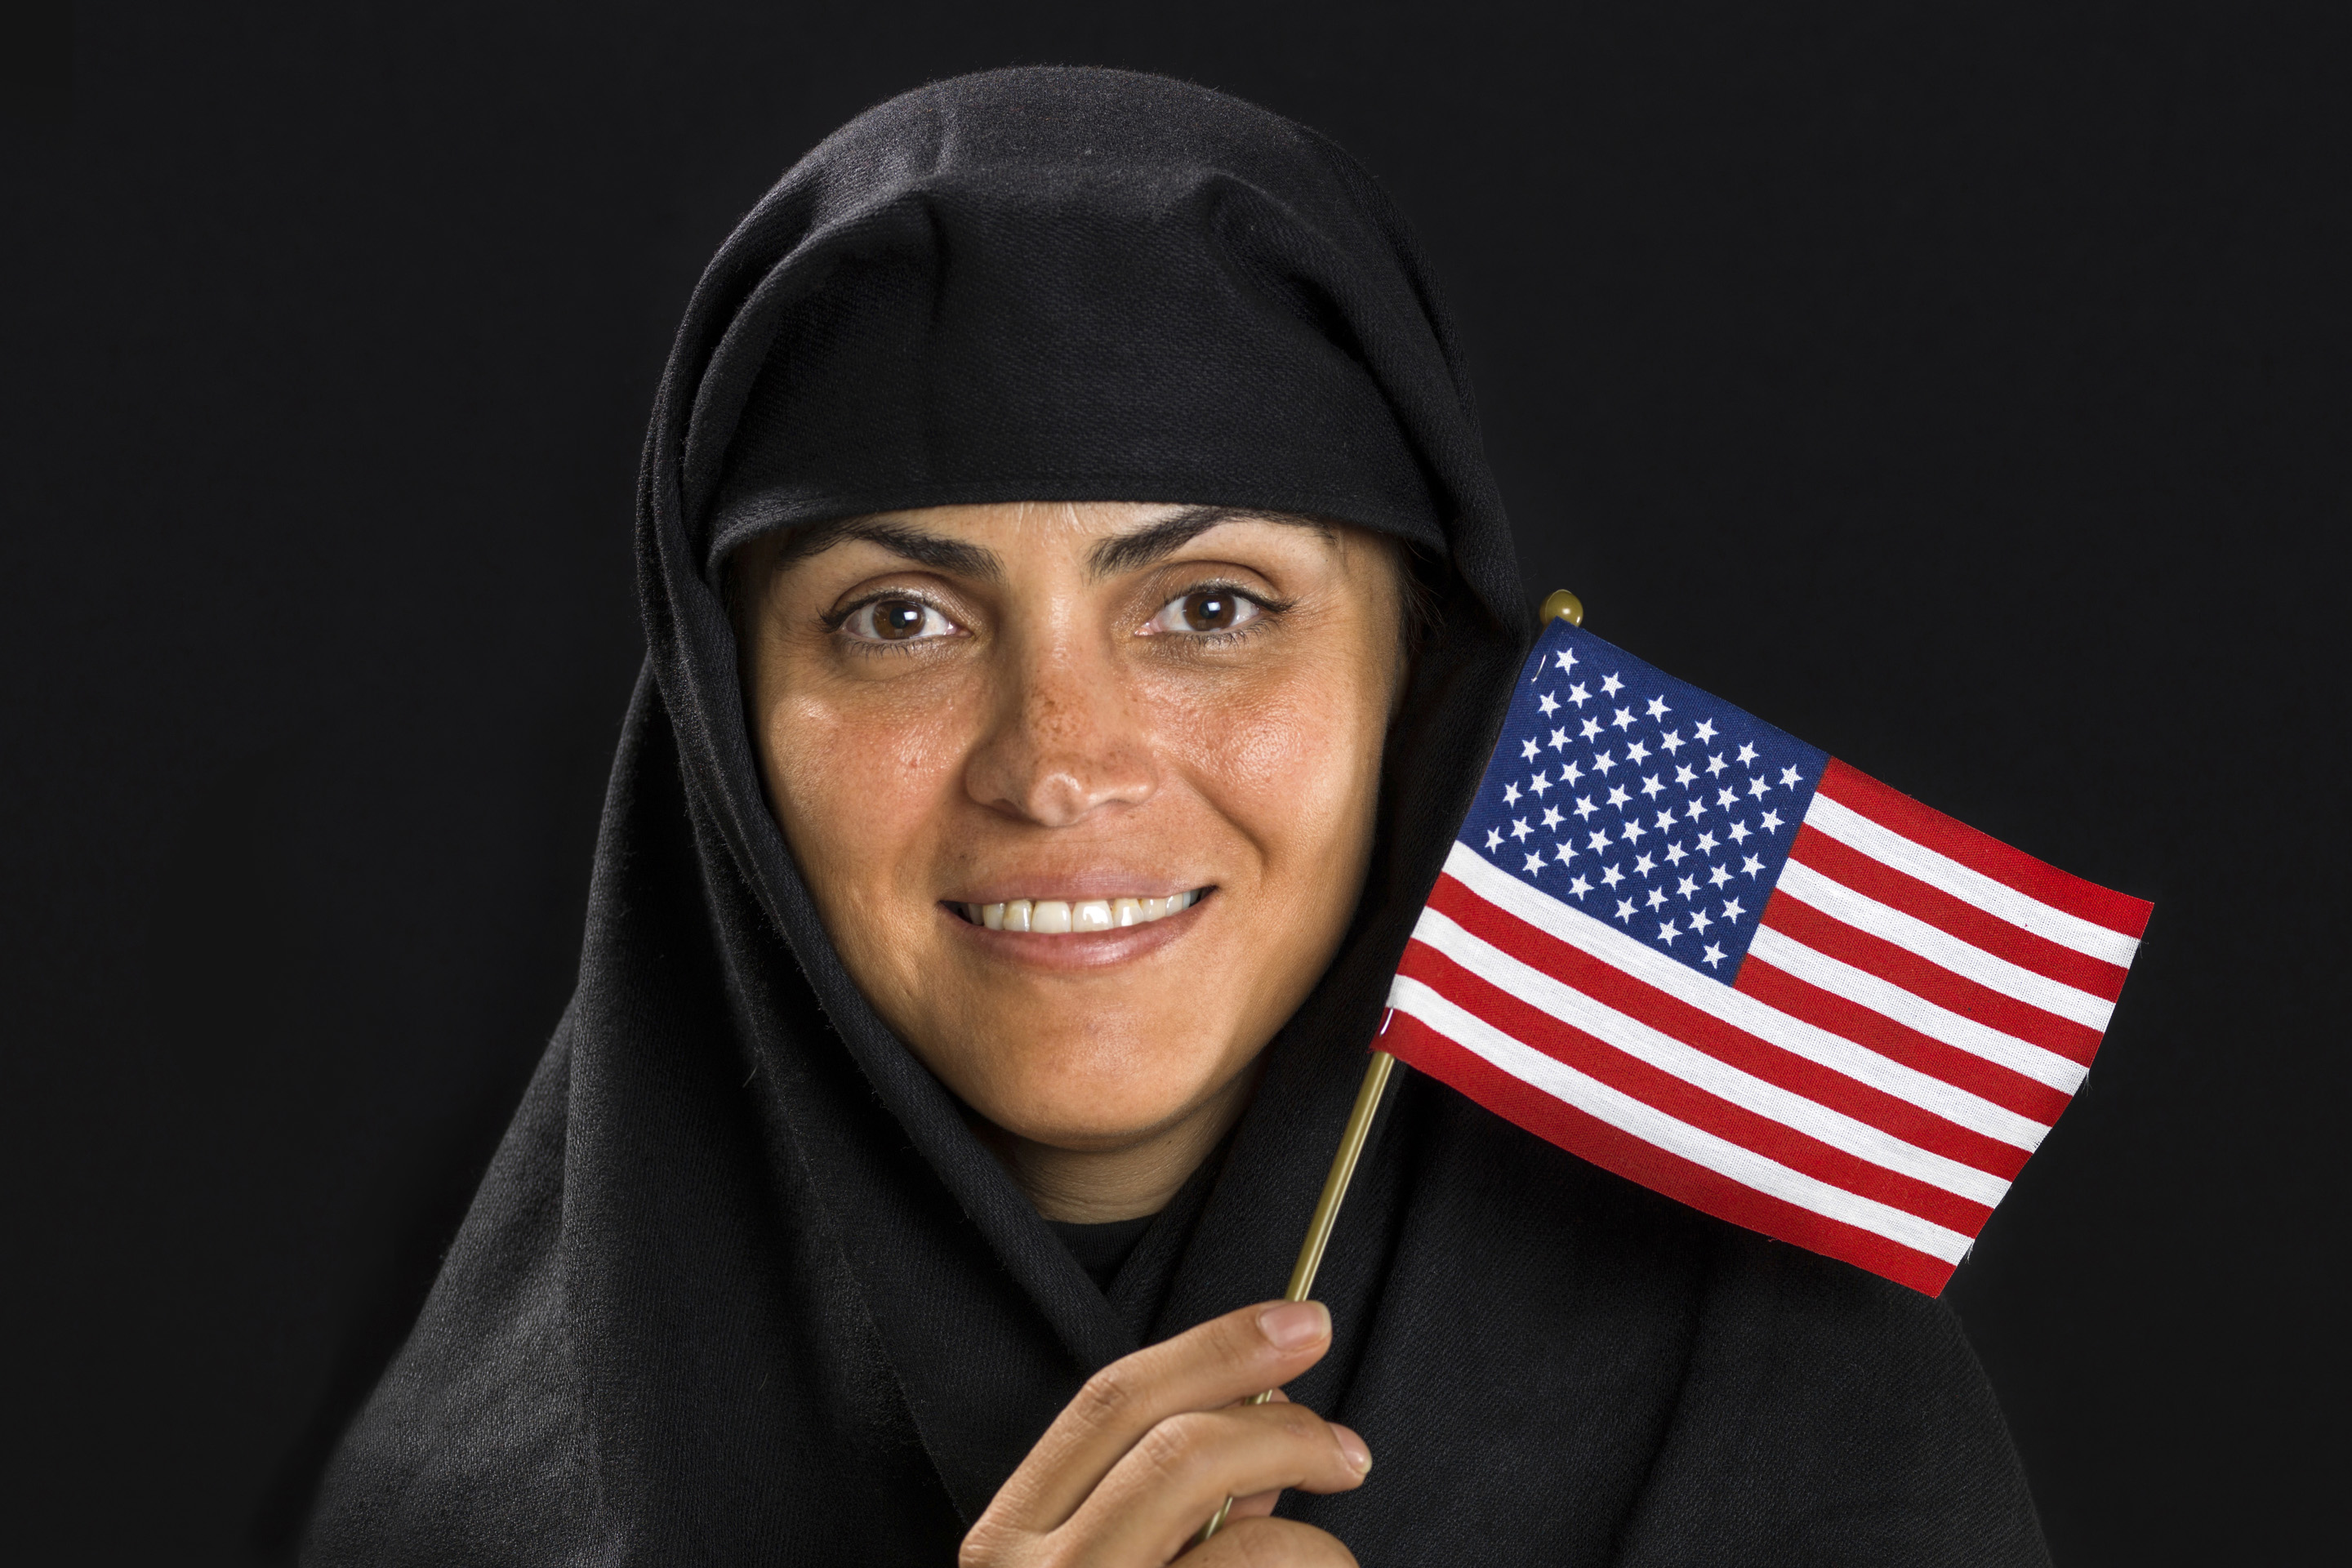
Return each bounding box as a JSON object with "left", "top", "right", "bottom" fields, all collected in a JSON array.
[
  {"left": 305, "top": 67, "right": 2051, "bottom": 1568},
  {"left": 733, "top": 503, "right": 1406, "bottom": 1227}
]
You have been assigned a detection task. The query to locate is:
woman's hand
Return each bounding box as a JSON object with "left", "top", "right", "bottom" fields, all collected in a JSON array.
[{"left": 960, "top": 1299, "right": 1372, "bottom": 1566}]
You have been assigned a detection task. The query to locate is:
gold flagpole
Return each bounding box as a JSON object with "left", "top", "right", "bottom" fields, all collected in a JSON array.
[
  {"left": 1196, "top": 588, "right": 1585, "bottom": 1546},
  {"left": 1194, "top": 1047, "right": 1396, "bottom": 1544}
]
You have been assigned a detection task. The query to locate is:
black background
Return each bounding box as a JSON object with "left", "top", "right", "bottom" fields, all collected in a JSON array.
[{"left": 6, "top": 4, "right": 2345, "bottom": 1563}]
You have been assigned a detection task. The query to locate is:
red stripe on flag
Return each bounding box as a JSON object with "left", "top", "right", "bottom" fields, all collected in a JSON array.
[
  {"left": 1815, "top": 760, "right": 2153, "bottom": 938},
  {"left": 1761, "top": 894, "right": 2105, "bottom": 1067},
  {"left": 1382, "top": 1009, "right": 1959, "bottom": 1295},
  {"left": 1788, "top": 824, "right": 2130, "bottom": 1002},
  {"left": 1398, "top": 941, "right": 1998, "bottom": 1236},
  {"left": 1425, "top": 875, "right": 2029, "bottom": 1179},
  {"left": 1734, "top": 958, "right": 2073, "bottom": 1125}
]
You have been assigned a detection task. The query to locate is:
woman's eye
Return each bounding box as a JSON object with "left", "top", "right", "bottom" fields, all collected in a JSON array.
[
  {"left": 1146, "top": 587, "right": 1264, "bottom": 636},
  {"left": 841, "top": 595, "right": 958, "bottom": 644}
]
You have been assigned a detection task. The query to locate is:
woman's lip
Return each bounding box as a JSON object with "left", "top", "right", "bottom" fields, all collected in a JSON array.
[
  {"left": 940, "top": 893, "right": 1209, "bottom": 969},
  {"left": 943, "top": 881, "right": 1209, "bottom": 906}
]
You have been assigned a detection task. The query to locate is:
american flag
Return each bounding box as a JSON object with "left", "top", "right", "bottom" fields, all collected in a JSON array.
[{"left": 1383, "top": 617, "right": 2152, "bottom": 1294}]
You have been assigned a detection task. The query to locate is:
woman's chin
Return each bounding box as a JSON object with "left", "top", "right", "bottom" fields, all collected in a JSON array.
[{"left": 964, "top": 1063, "right": 1234, "bottom": 1153}]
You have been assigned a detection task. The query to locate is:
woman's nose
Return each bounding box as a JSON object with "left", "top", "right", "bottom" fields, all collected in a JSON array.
[{"left": 963, "top": 633, "right": 1160, "bottom": 827}]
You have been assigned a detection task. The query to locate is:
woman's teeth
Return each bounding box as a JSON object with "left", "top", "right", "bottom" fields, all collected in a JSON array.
[{"left": 962, "top": 890, "right": 1203, "bottom": 933}]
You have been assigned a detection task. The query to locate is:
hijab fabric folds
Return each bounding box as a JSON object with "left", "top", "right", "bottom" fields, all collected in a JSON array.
[{"left": 307, "top": 69, "right": 2050, "bottom": 1566}]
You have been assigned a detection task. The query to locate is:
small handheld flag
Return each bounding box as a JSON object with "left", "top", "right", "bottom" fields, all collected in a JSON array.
[
  {"left": 1380, "top": 609, "right": 2152, "bottom": 1295},
  {"left": 1196, "top": 598, "right": 2149, "bottom": 1544}
]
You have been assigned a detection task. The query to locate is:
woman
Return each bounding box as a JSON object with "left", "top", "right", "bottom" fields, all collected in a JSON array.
[{"left": 307, "top": 68, "right": 2048, "bottom": 1565}]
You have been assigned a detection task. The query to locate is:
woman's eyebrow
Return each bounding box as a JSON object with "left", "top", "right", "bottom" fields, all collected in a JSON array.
[
  {"left": 773, "top": 518, "right": 1003, "bottom": 580},
  {"left": 1087, "top": 506, "right": 1333, "bottom": 578}
]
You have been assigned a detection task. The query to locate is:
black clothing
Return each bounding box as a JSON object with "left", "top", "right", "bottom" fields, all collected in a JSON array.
[
  {"left": 306, "top": 68, "right": 2049, "bottom": 1566},
  {"left": 1049, "top": 1216, "right": 1159, "bottom": 1294}
]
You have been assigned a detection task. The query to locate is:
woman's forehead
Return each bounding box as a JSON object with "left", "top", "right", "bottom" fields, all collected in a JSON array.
[{"left": 763, "top": 502, "right": 1351, "bottom": 583}]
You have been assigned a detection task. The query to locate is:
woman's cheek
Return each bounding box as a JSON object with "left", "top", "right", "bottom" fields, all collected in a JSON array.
[
  {"left": 1178, "top": 659, "right": 1386, "bottom": 855},
  {"left": 769, "top": 685, "right": 971, "bottom": 912}
]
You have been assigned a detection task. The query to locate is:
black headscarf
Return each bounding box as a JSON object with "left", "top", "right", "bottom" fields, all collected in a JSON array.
[{"left": 306, "top": 69, "right": 2049, "bottom": 1565}]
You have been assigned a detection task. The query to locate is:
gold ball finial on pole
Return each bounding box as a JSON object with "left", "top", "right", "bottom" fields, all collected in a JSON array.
[{"left": 1540, "top": 588, "right": 1585, "bottom": 627}]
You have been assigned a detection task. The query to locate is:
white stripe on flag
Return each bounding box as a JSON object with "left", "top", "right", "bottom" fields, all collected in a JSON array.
[
  {"left": 1802, "top": 793, "right": 2140, "bottom": 967},
  {"left": 1388, "top": 974, "right": 1974, "bottom": 1265},
  {"left": 1410, "top": 906, "right": 2012, "bottom": 1206},
  {"left": 1774, "top": 859, "right": 2117, "bottom": 1031},
  {"left": 1745, "top": 926, "right": 2089, "bottom": 1093},
  {"left": 1445, "top": 844, "right": 2051, "bottom": 1148}
]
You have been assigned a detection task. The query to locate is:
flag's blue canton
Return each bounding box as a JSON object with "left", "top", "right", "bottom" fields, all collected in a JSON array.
[{"left": 1456, "top": 620, "right": 1829, "bottom": 982}]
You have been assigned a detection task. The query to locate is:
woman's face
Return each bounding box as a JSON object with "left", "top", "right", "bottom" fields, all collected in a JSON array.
[{"left": 736, "top": 501, "right": 1403, "bottom": 1198}]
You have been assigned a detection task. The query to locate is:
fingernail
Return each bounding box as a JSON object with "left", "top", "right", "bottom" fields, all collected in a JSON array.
[
  {"left": 1258, "top": 1299, "right": 1330, "bottom": 1350},
  {"left": 1332, "top": 1423, "right": 1372, "bottom": 1474}
]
